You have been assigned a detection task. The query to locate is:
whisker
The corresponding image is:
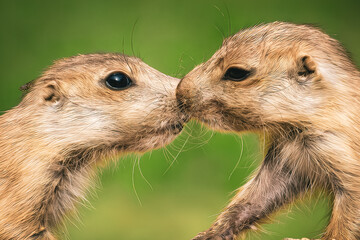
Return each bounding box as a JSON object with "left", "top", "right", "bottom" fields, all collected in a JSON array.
[
  {"left": 137, "top": 155, "right": 153, "bottom": 190},
  {"left": 163, "top": 133, "right": 190, "bottom": 175},
  {"left": 228, "top": 134, "right": 244, "bottom": 180},
  {"left": 132, "top": 159, "right": 142, "bottom": 206}
]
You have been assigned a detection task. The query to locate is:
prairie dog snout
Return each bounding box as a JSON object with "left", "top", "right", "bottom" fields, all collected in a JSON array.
[{"left": 0, "top": 53, "right": 185, "bottom": 239}]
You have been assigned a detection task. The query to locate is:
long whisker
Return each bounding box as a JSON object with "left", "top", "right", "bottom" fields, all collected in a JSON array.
[
  {"left": 137, "top": 155, "right": 153, "bottom": 190},
  {"left": 163, "top": 133, "right": 190, "bottom": 175},
  {"left": 228, "top": 134, "right": 244, "bottom": 180},
  {"left": 131, "top": 18, "right": 139, "bottom": 57},
  {"left": 132, "top": 158, "right": 142, "bottom": 206}
]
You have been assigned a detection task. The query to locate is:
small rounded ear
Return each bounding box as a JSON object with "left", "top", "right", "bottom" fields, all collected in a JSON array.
[
  {"left": 42, "top": 81, "right": 62, "bottom": 105},
  {"left": 297, "top": 55, "right": 317, "bottom": 83}
]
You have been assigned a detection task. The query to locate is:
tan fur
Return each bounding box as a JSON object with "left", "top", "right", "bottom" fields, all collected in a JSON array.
[
  {"left": 0, "top": 53, "right": 185, "bottom": 239},
  {"left": 177, "top": 22, "right": 360, "bottom": 240}
]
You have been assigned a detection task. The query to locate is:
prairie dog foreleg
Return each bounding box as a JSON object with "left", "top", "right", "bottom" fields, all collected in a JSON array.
[{"left": 193, "top": 141, "right": 308, "bottom": 240}]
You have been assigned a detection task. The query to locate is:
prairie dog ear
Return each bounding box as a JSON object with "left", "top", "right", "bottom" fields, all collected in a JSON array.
[
  {"left": 41, "top": 81, "right": 62, "bottom": 105},
  {"left": 297, "top": 55, "right": 317, "bottom": 82}
]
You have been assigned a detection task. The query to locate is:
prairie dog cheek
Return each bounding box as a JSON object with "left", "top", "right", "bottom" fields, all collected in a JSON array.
[{"left": 37, "top": 105, "right": 115, "bottom": 146}]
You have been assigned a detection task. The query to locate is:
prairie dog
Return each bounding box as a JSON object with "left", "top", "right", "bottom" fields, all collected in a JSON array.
[
  {"left": 0, "top": 53, "right": 185, "bottom": 239},
  {"left": 177, "top": 22, "right": 360, "bottom": 240}
]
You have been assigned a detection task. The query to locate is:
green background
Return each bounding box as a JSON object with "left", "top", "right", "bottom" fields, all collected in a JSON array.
[{"left": 0, "top": 0, "right": 359, "bottom": 239}]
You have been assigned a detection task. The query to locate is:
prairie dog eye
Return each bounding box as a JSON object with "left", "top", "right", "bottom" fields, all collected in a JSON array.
[
  {"left": 223, "top": 67, "right": 251, "bottom": 81},
  {"left": 105, "top": 72, "right": 132, "bottom": 90}
]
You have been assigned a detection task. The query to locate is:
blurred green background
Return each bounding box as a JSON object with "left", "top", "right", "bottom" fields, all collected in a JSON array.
[{"left": 0, "top": 0, "right": 359, "bottom": 239}]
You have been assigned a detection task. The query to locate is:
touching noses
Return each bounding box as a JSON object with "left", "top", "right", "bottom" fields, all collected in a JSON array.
[{"left": 176, "top": 76, "right": 196, "bottom": 114}]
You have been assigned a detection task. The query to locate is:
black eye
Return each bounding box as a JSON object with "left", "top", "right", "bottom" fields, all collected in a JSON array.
[
  {"left": 223, "top": 67, "right": 251, "bottom": 81},
  {"left": 105, "top": 72, "right": 132, "bottom": 90}
]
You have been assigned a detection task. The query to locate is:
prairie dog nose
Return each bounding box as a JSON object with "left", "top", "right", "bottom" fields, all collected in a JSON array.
[{"left": 176, "top": 76, "right": 197, "bottom": 113}]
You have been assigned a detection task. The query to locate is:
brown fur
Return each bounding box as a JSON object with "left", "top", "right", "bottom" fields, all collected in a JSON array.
[
  {"left": 0, "top": 53, "right": 185, "bottom": 239},
  {"left": 177, "top": 22, "right": 360, "bottom": 240}
]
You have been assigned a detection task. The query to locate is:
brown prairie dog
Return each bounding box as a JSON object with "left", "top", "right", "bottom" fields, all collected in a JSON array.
[
  {"left": 177, "top": 22, "right": 360, "bottom": 240},
  {"left": 0, "top": 53, "right": 185, "bottom": 239}
]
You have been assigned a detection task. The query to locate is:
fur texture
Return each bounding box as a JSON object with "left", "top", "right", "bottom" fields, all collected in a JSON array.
[
  {"left": 0, "top": 53, "right": 185, "bottom": 239},
  {"left": 177, "top": 22, "right": 360, "bottom": 240}
]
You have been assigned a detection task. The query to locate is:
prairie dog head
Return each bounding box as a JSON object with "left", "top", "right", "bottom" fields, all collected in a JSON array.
[
  {"left": 18, "top": 53, "right": 185, "bottom": 154},
  {"left": 177, "top": 22, "right": 358, "bottom": 132}
]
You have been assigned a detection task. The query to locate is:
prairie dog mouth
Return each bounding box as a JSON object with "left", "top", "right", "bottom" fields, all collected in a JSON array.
[{"left": 158, "top": 116, "right": 188, "bottom": 135}]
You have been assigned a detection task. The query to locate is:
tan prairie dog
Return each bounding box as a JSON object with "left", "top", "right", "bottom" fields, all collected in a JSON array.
[
  {"left": 0, "top": 53, "right": 186, "bottom": 239},
  {"left": 177, "top": 22, "right": 360, "bottom": 240}
]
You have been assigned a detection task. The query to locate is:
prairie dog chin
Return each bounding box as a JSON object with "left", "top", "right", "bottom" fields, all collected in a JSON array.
[
  {"left": 177, "top": 22, "right": 360, "bottom": 240},
  {"left": 0, "top": 53, "right": 186, "bottom": 239}
]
